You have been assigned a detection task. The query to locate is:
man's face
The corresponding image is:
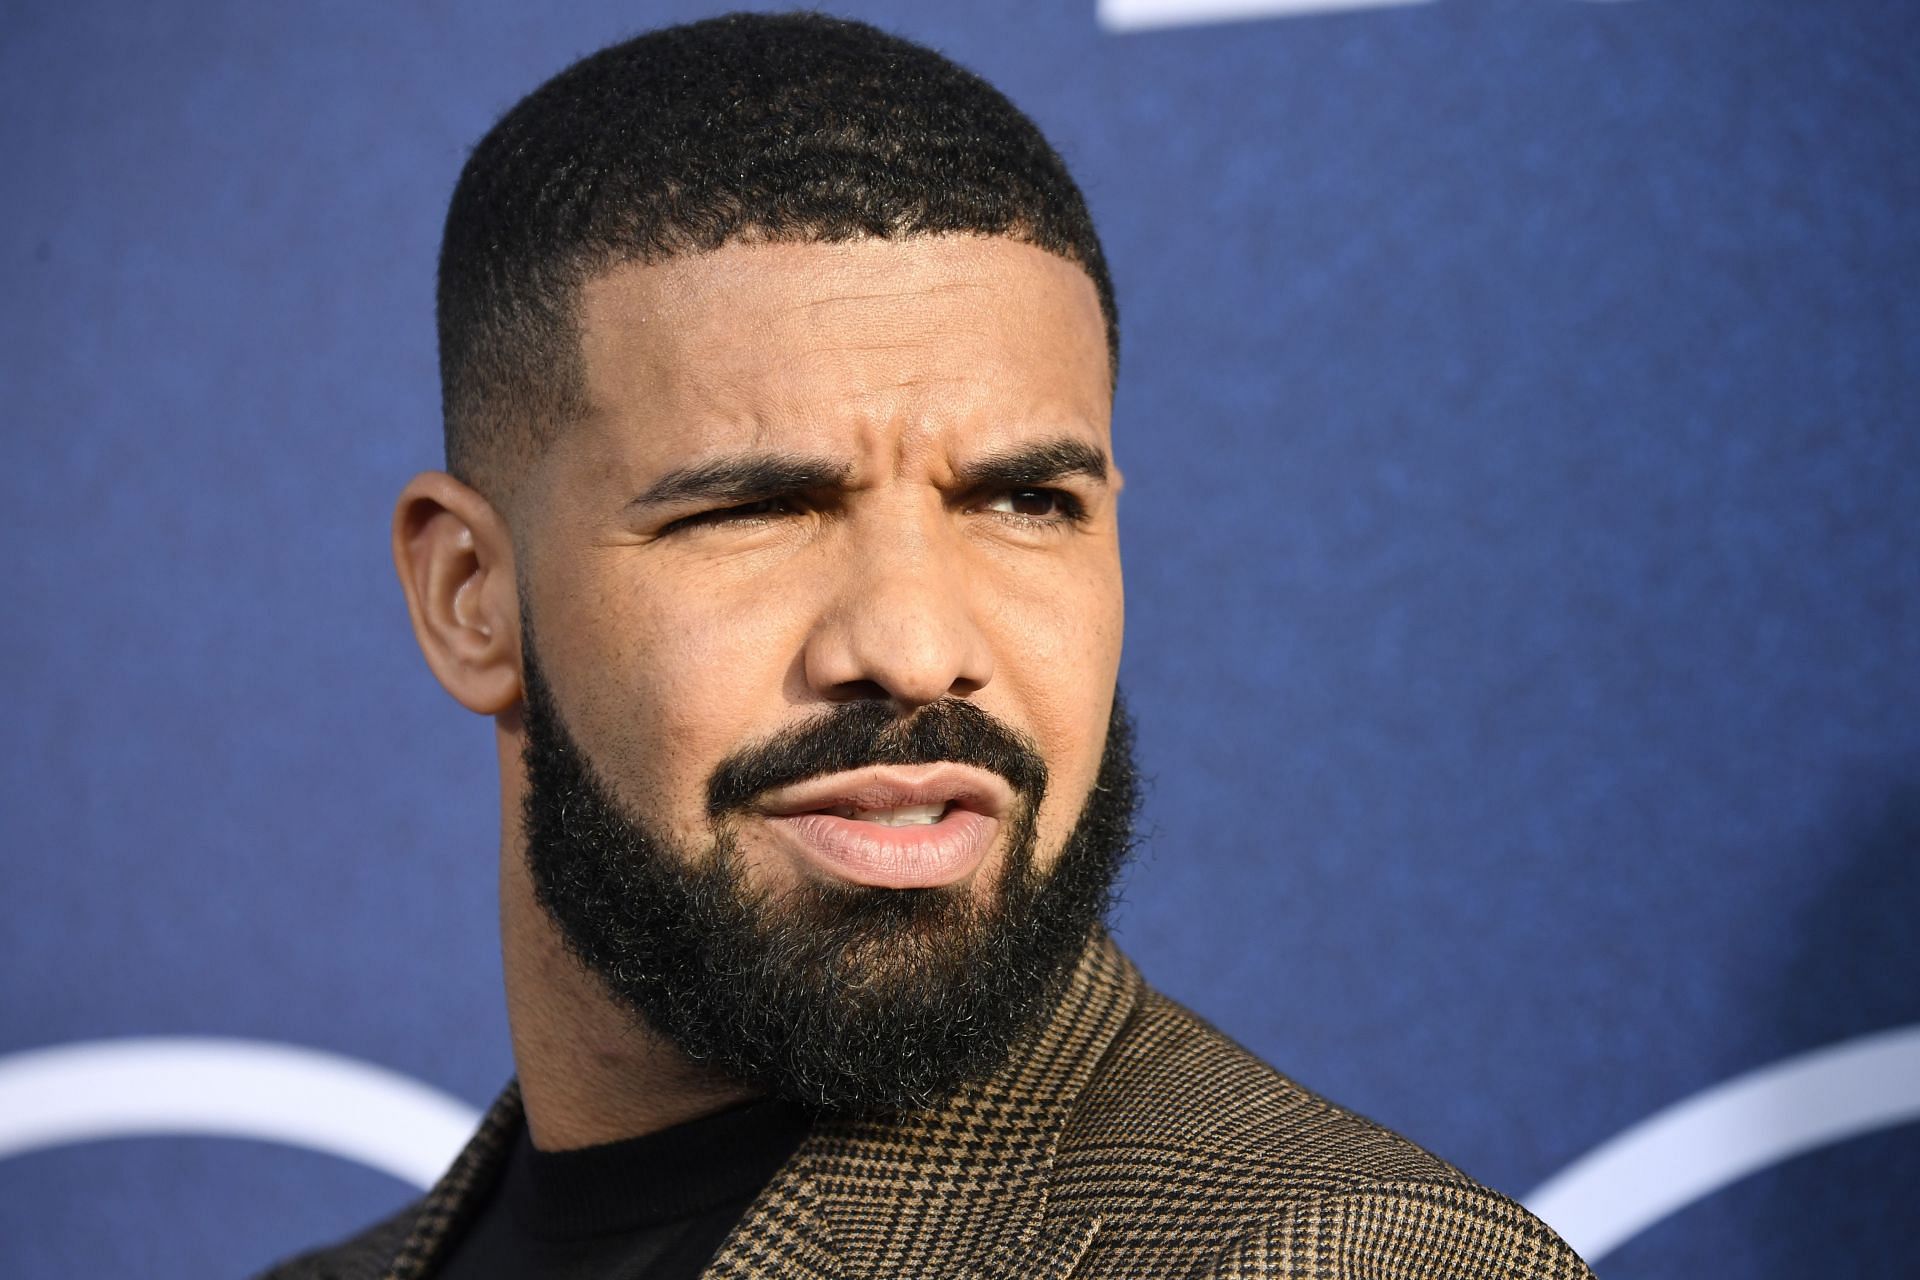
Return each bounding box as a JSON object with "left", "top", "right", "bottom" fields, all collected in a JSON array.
[{"left": 510, "top": 235, "right": 1129, "bottom": 1107}]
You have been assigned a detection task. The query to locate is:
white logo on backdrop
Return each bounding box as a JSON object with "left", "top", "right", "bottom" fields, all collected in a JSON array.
[
  {"left": 1098, "top": 0, "right": 1636, "bottom": 33},
  {"left": 0, "top": 1026, "right": 1915, "bottom": 1259},
  {"left": 1521, "top": 1023, "right": 1920, "bottom": 1263},
  {"left": 0, "top": 1037, "right": 477, "bottom": 1189}
]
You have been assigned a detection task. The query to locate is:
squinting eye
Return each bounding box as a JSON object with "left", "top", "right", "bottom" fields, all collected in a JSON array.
[
  {"left": 662, "top": 496, "right": 792, "bottom": 533},
  {"left": 716, "top": 498, "right": 783, "bottom": 520}
]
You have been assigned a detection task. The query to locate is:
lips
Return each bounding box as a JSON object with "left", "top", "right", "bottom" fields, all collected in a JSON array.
[{"left": 755, "top": 763, "right": 1014, "bottom": 889}]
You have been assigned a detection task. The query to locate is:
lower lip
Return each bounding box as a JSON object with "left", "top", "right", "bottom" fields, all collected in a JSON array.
[{"left": 762, "top": 808, "right": 998, "bottom": 890}]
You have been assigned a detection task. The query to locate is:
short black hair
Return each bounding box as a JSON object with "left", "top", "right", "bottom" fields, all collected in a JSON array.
[{"left": 437, "top": 11, "right": 1118, "bottom": 496}]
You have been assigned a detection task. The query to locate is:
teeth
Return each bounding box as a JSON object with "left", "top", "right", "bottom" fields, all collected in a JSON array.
[{"left": 827, "top": 802, "right": 949, "bottom": 826}]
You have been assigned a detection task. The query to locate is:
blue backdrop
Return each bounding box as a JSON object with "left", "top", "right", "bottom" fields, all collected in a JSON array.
[{"left": 3, "top": 1, "right": 1916, "bottom": 1275}]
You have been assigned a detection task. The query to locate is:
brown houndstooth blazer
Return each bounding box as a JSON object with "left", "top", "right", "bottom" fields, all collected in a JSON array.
[{"left": 264, "top": 934, "right": 1593, "bottom": 1279}]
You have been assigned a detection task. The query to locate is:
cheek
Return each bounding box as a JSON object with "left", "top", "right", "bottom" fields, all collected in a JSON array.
[
  {"left": 537, "top": 561, "right": 809, "bottom": 829},
  {"left": 989, "top": 555, "right": 1124, "bottom": 858}
]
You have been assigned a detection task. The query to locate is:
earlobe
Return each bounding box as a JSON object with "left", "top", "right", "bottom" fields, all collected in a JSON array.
[{"left": 392, "top": 471, "right": 523, "bottom": 716}]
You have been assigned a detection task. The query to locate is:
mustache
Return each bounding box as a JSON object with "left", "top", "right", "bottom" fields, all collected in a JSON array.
[{"left": 706, "top": 698, "right": 1050, "bottom": 818}]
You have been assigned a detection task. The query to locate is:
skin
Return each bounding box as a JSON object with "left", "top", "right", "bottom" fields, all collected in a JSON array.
[{"left": 392, "top": 235, "right": 1124, "bottom": 1150}]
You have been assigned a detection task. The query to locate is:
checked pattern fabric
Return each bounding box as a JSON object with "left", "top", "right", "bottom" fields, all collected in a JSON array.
[{"left": 264, "top": 935, "right": 1593, "bottom": 1279}]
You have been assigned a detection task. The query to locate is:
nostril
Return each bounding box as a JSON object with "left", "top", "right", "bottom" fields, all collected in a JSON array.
[
  {"left": 946, "top": 674, "right": 986, "bottom": 699},
  {"left": 824, "top": 678, "right": 893, "bottom": 704}
]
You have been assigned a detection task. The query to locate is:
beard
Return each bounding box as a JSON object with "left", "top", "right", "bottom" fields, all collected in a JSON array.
[{"left": 518, "top": 626, "right": 1141, "bottom": 1114}]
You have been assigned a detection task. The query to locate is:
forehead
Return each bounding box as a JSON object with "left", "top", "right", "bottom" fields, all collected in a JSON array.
[{"left": 571, "top": 236, "right": 1112, "bottom": 466}]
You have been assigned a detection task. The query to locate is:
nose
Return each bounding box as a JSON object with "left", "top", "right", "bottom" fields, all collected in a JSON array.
[{"left": 801, "top": 509, "right": 995, "bottom": 709}]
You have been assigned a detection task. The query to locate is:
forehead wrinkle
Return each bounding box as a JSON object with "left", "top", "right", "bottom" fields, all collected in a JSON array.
[
  {"left": 789, "top": 293, "right": 1001, "bottom": 358},
  {"left": 795, "top": 279, "right": 993, "bottom": 312},
  {"left": 757, "top": 340, "right": 959, "bottom": 379},
  {"left": 728, "top": 335, "right": 994, "bottom": 428}
]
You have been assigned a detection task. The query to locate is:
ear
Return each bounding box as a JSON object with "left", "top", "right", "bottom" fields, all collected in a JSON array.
[{"left": 392, "top": 471, "right": 523, "bottom": 716}]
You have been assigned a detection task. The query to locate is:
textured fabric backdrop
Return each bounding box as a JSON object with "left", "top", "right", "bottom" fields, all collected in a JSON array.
[{"left": 3, "top": 2, "right": 1915, "bottom": 1276}]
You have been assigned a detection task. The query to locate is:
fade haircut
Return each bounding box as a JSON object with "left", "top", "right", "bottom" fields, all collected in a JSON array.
[{"left": 437, "top": 11, "right": 1119, "bottom": 496}]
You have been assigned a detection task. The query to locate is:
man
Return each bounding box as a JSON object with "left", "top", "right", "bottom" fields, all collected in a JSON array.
[{"left": 269, "top": 12, "right": 1592, "bottom": 1278}]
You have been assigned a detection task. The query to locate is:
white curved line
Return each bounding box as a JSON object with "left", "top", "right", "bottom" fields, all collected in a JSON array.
[
  {"left": 0, "top": 1037, "right": 481, "bottom": 1189},
  {"left": 1524, "top": 1024, "right": 1920, "bottom": 1263}
]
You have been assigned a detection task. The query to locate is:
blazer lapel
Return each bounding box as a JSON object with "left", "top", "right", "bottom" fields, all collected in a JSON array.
[
  {"left": 380, "top": 1083, "right": 523, "bottom": 1280},
  {"left": 705, "top": 932, "right": 1143, "bottom": 1280}
]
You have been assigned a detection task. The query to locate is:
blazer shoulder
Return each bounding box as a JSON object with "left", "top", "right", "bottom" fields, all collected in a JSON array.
[
  {"left": 1054, "top": 984, "right": 1590, "bottom": 1276},
  {"left": 1061, "top": 986, "right": 1467, "bottom": 1198},
  {"left": 1236, "top": 1177, "right": 1596, "bottom": 1279}
]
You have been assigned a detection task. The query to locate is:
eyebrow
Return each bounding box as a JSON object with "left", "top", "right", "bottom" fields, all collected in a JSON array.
[
  {"left": 627, "top": 436, "right": 1111, "bottom": 512},
  {"left": 953, "top": 438, "right": 1111, "bottom": 490},
  {"left": 629, "top": 454, "right": 852, "bottom": 510}
]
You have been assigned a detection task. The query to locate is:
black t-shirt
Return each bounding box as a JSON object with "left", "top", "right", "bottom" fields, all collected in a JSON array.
[{"left": 437, "top": 1097, "right": 812, "bottom": 1280}]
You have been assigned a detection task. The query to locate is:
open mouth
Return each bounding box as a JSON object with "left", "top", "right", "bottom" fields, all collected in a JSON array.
[
  {"left": 814, "top": 801, "right": 953, "bottom": 826},
  {"left": 758, "top": 762, "right": 1013, "bottom": 826}
]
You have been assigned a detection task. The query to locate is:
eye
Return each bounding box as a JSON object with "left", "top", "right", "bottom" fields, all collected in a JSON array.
[
  {"left": 661, "top": 496, "right": 797, "bottom": 533},
  {"left": 980, "top": 488, "right": 1086, "bottom": 524}
]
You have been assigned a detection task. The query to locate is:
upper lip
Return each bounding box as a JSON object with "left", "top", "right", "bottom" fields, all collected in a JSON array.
[{"left": 755, "top": 763, "right": 1015, "bottom": 820}]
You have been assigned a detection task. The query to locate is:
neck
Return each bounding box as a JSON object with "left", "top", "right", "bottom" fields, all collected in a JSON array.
[{"left": 495, "top": 724, "right": 756, "bottom": 1152}]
